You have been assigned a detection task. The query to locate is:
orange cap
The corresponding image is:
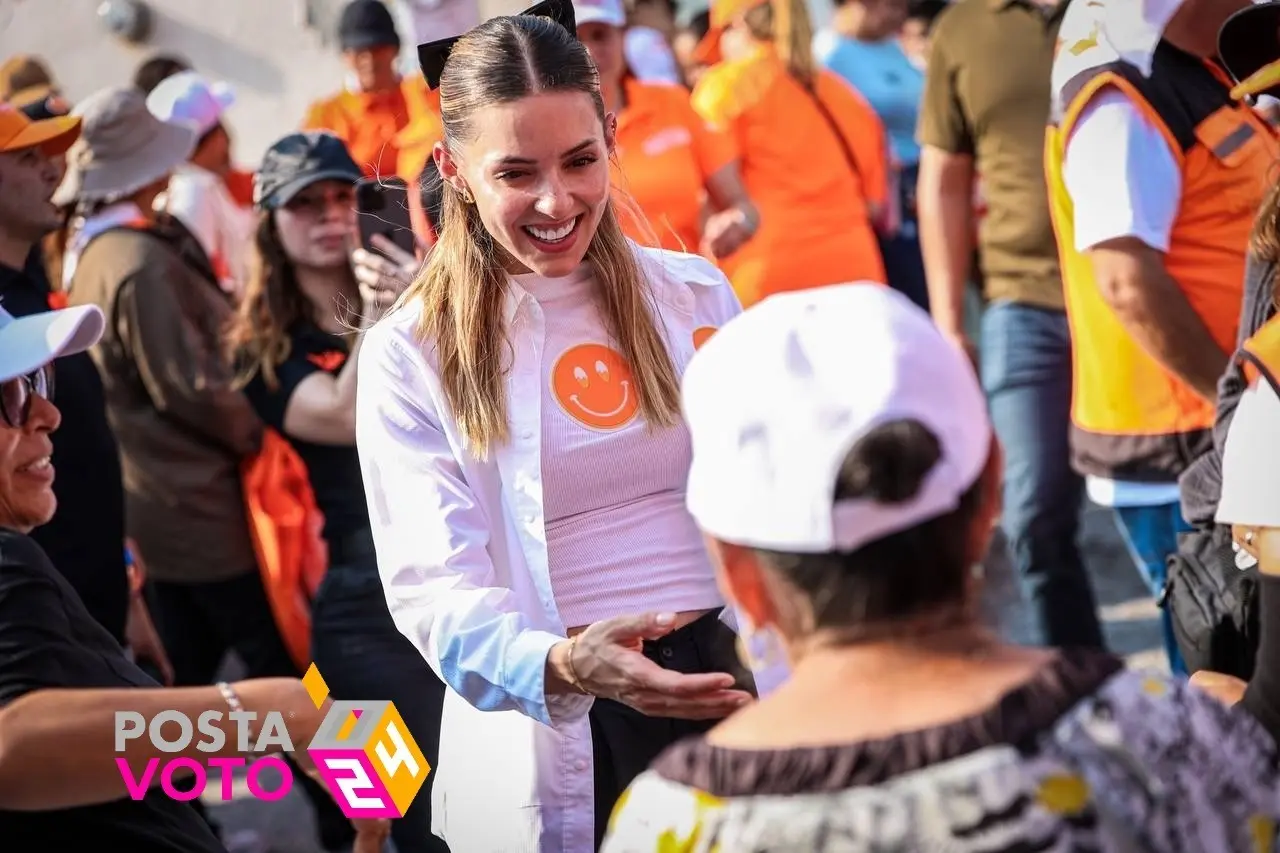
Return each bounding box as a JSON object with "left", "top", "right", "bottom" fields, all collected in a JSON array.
[
  {"left": 694, "top": 0, "right": 770, "bottom": 65},
  {"left": 0, "top": 101, "right": 80, "bottom": 156}
]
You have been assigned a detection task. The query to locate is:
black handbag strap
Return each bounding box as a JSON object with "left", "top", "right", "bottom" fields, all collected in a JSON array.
[{"left": 802, "top": 81, "right": 863, "bottom": 186}]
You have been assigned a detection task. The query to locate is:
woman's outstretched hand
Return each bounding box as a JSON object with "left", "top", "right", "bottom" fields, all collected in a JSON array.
[{"left": 547, "top": 612, "right": 752, "bottom": 720}]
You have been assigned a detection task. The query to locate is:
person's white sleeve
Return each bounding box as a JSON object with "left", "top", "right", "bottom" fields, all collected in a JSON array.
[
  {"left": 162, "top": 176, "right": 220, "bottom": 263},
  {"left": 1062, "top": 88, "right": 1182, "bottom": 254},
  {"left": 356, "top": 319, "right": 593, "bottom": 730}
]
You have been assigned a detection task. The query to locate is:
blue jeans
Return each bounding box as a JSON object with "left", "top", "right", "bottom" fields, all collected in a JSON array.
[
  {"left": 1112, "top": 503, "right": 1191, "bottom": 676},
  {"left": 981, "top": 301, "right": 1106, "bottom": 649},
  {"left": 310, "top": 531, "right": 450, "bottom": 853}
]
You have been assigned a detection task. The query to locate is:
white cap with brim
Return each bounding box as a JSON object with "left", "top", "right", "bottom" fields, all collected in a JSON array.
[
  {"left": 146, "top": 71, "right": 236, "bottom": 140},
  {"left": 0, "top": 304, "right": 105, "bottom": 383},
  {"left": 1216, "top": 377, "right": 1280, "bottom": 529},
  {"left": 682, "top": 284, "right": 993, "bottom": 553},
  {"left": 572, "top": 0, "right": 626, "bottom": 28}
]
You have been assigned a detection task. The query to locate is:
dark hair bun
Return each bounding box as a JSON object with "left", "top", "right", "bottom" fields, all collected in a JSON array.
[{"left": 835, "top": 419, "right": 942, "bottom": 504}]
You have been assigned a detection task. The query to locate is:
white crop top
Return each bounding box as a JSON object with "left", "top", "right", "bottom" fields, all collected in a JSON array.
[{"left": 514, "top": 264, "right": 723, "bottom": 630}]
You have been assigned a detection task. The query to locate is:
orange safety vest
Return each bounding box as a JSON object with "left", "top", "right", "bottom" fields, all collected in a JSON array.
[
  {"left": 1045, "top": 44, "right": 1278, "bottom": 482},
  {"left": 1240, "top": 313, "right": 1280, "bottom": 393},
  {"left": 241, "top": 429, "right": 328, "bottom": 672}
]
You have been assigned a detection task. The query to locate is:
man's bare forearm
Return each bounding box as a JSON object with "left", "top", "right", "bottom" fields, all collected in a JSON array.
[
  {"left": 917, "top": 147, "right": 975, "bottom": 335},
  {"left": 1091, "top": 240, "right": 1229, "bottom": 402}
]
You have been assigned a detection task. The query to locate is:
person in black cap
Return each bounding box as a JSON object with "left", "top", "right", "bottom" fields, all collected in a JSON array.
[
  {"left": 301, "top": 0, "right": 436, "bottom": 182},
  {"left": 228, "top": 130, "right": 448, "bottom": 853}
]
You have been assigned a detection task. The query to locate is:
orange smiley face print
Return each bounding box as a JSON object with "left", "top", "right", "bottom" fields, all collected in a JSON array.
[
  {"left": 692, "top": 326, "right": 718, "bottom": 350},
  {"left": 551, "top": 343, "right": 640, "bottom": 430}
]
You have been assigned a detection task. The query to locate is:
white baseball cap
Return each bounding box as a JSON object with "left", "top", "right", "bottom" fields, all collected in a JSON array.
[
  {"left": 573, "top": 0, "right": 626, "bottom": 28},
  {"left": 683, "top": 284, "right": 993, "bottom": 553},
  {"left": 1216, "top": 375, "right": 1280, "bottom": 529},
  {"left": 145, "top": 70, "right": 235, "bottom": 139},
  {"left": 0, "top": 304, "right": 104, "bottom": 383}
]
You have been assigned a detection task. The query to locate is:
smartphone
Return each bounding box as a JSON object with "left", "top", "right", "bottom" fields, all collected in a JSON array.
[{"left": 355, "top": 176, "right": 416, "bottom": 257}]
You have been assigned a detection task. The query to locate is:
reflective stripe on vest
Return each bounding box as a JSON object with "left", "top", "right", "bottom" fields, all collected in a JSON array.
[{"left": 1045, "top": 43, "right": 1277, "bottom": 481}]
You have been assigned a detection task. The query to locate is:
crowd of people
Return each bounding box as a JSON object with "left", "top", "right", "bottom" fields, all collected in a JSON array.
[{"left": 2, "top": 0, "right": 1280, "bottom": 850}]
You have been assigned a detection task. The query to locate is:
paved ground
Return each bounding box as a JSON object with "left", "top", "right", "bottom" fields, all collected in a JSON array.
[{"left": 205, "top": 501, "right": 1166, "bottom": 852}]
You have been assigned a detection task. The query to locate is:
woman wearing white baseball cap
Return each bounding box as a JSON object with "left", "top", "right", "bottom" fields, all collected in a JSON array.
[
  {"left": 146, "top": 70, "right": 254, "bottom": 296},
  {"left": 604, "top": 285, "right": 1280, "bottom": 851}
]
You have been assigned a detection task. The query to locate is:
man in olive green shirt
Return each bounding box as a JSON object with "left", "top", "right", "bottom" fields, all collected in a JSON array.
[{"left": 916, "top": 0, "right": 1105, "bottom": 650}]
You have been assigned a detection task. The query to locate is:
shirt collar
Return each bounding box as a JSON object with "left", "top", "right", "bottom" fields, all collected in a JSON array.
[{"left": 501, "top": 253, "right": 697, "bottom": 326}]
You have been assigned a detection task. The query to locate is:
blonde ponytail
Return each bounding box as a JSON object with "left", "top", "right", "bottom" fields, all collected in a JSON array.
[{"left": 745, "top": 0, "right": 817, "bottom": 88}]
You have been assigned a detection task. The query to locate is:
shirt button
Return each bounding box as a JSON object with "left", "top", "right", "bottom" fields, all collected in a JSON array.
[
  {"left": 521, "top": 430, "right": 534, "bottom": 440},
  {"left": 661, "top": 647, "right": 674, "bottom": 660},
  {"left": 574, "top": 760, "right": 588, "bottom": 771}
]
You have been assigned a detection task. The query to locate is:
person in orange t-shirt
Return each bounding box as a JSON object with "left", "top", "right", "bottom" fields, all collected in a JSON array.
[
  {"left": 692, "top": 0, "right": 889, "bottom": 306},
  {"left": 302, "top": 0, "right": 437, "bottom": 182},
  {"left": 392, "top": 88, "right": 444, "bottom": 246},
  {"left": 575, "top": 0, "right": 758, "bottom": 259}
]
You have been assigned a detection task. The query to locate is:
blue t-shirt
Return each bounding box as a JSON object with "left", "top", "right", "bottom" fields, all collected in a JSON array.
[{"left": 814, "top": 31, "right": 923, "bottom": 167}]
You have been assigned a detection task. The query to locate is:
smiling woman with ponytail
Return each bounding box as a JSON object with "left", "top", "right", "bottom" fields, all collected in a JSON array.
[
  {"left": 687, "top": 0, "right": 891, "bottom": 308},
  {"left": 354, "top": 3, "right": 787, "bottom": 851}
]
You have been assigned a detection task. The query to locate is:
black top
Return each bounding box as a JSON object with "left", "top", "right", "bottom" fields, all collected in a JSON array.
[
  {"left": 0, "top": 528, "right": 224, "bottom": 852},
  {"left": 0, "top": 251, "right": 128, "bottom": 643},
  {"left": 242, "top": 322, "right": 369, "bottom": 546}
]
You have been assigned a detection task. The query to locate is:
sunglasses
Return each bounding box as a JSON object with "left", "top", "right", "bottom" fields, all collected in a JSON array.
[{"left": 0, "top": 366, "right": 54, "bottom": 429}]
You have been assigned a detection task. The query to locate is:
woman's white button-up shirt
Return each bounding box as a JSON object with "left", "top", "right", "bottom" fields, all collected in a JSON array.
[{"left": 356, "top": 246, "right": 788, "bottom": 852}]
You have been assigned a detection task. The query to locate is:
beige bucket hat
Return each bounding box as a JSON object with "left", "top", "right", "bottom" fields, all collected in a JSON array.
[{"left": 53, "top": 86, "right": 196, "bottom": 207}]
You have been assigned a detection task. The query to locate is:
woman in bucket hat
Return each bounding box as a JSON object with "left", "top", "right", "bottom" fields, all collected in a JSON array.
[{"left": 57, "top": 88, "right": 357, "bottom": 851}]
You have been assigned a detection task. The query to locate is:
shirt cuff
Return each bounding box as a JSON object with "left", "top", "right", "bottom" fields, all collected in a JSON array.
[{"left": 506, "top": 628, "right": 595, "bottom": 729}]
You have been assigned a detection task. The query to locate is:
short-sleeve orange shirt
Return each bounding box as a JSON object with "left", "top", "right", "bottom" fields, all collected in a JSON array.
[
  {"left": 612, "top": 79, "right": 737, "bottom": 254},
  {"left": 302, "top": 76, "right": 437, "bottom": 182},
  {"left": 692, "top": 46, "right": 888, "bottom": 306}
]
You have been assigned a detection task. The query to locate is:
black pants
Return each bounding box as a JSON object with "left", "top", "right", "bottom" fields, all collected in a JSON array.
[
  {"left": 147, "top": 570, "right": 355, "bottom": 851},
  {"left": 589, "top": 610, "right": 750, "bottom": 849},
  {"left": 310, "top": 530, "right": 450, "bottom": 853}
]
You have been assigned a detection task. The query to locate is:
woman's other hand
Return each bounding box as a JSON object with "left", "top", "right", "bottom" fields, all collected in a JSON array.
[
  {"left": 547, "top": 612, "right": 753, "bottom": 719},
  {"left": 352, "top": 234, "right": 421, "bottom": 319},
  {"left": 1190, "top": 670, "right": 1248, "bottom": 706}
]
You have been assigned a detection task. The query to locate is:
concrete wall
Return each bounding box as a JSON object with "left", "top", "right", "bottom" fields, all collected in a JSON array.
[
  {"left": 0, "top": 0, "right": 524, "bottom": 164},
  {"left": 0, "top": 0, "right": 830, "bottom": 165}
]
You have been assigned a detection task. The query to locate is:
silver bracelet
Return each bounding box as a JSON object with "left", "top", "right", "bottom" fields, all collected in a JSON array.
[
  {"left": 216, "top": 681, "right": 244, "bottom": 713},
  {"left": 216, "top": 682, "right": 255, "bottom": 758}
]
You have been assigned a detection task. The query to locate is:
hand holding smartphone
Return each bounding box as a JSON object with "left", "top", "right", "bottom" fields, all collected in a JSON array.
[{"left": 354, "top": 176, "right": 417, "bottom": 257}]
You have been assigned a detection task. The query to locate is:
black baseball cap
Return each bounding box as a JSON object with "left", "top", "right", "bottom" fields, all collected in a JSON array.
[
  {"left": 339, "top": 0, "right": 401, "bottom": 52},
  {"left": 1220, "top": 1, "right": 1280, "bottom": 100},
  {"left": 255, "top": 131, "right": 363, "bottom": 210}
]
